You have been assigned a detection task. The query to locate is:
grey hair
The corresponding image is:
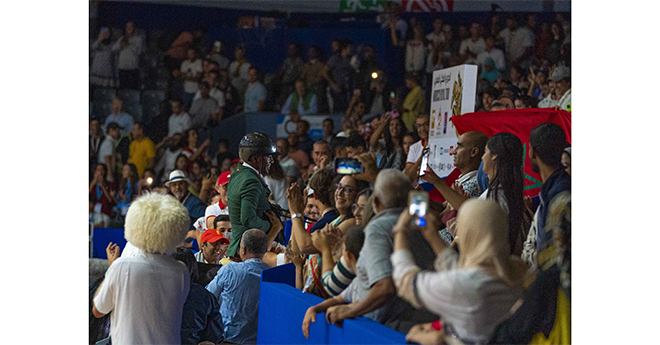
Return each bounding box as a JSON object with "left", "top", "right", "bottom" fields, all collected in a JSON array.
[
  {"left": 241, "top": 229, "right": 269, "bottom": 255},
  {"left": 373, "top": 169, "right": 411, "bottom": 209}
]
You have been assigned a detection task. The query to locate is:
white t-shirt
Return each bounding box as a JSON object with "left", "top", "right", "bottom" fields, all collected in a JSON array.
[
  {"left": 204, "top": 202, "right": 229, "bottom": 230},
  {"left": 426, "top": 32, "right": 446, "bottom": 47},
  {"left": 264, "top": 176, "right": 288, "bottom": 210},
  {"left": 168, "top": 112, "right": 192, "bottom": 137},
  {"left": 556, "top": 89, "right": 571, "bottom": 112},
  {"left": 98, "top": 136, "right": 116, "bottom": 166},
  {"left": 93, "top": 254, "right": 190, "bottom": 345},
  {"left": 407, "top": 140, "right": 427, "bottom": 183},
  {"left": 228, "top": 60, "right": 251, "bottom": 92},
  {"left": 478, "top": 188, "right": 509, "bottom": 213},
  {"left": 499, "top": 28, "right": 533, "bottom": 62},
  {"left": 405, "top": 40, "right": 426, "bottom": 72},
  {"left": 476, "top": 48, "right": 506, "bottom": 72},
  {"left": 181, "top": 59, "right": 203, "bottom": 93},
  {"left": 459, "top": 38, "right": 486, "bottom": 64},
  {"left": 538, "top": 93, "right": 558, "bottom": 109},
  {"left": 193, "top": 88, "right": 226, "bottom": 108}
]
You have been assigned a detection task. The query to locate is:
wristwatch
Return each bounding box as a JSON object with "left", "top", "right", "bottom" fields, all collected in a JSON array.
[{"left": 291, "top": 213, "right": 303, "bottom": 219}]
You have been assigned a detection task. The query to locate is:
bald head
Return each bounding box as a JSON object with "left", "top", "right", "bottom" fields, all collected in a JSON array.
[
  {"left": 463, "top": 131, "right": 488, "bottom": 158},
  {"left": 240, "top": 229, "right": 268, "bottom": 259},
  {"left": 373, "top": 169, "right": 411, "bottom": 212},
  {"left": 454, "top": 131, "right": 489, "bottom": 173}
]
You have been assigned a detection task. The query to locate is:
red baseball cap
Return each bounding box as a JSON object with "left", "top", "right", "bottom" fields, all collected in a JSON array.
[
  {"left": 201, "top": 229, "right": 230, "bottom": 244},
  {"left": 216, "top": 171, "right": 231, "bottom": 186}
]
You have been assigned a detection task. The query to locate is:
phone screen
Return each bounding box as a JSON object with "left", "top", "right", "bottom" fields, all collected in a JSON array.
[
  {"left": 408, "top": 191, "right": 429, "bottom": 226},
  {"left": 335, "top": 158, "right": 364, "bottom": 175},
  {"left": 418, "top": 148, "right": 430, "bottom": 177}
]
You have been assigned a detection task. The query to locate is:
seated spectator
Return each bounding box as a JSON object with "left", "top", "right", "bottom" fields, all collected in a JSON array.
[
  {"left": 264, "top": 158, "right": 289, "bottom": 210},
  {"left": 196, "top": 228, "right": 230, "bottom": 265},
  {"left": 189, "top": 82, "right": 221, "bottom": 129},
  {"left": 115, "top": 163, "right": 139, "bottom": 217},
  {"left": 276, "top": 138, "right": 300, "bottom": 183},
  {"left": 287, "top": 133, "right": 310, "bottom": 171},
  {"left": 299, "top": 169, "right": 437, "bottom": 333},
  {"left": 92, "top": 193, "right": 190, "bottom": 344},
  {"left": 401, "top": 72, "right": 425, "bottom": 132},
  {"left": 89, "top": 163, "right": 117, "bottom": 227},
  {"left": 330, "top": 136, "right": 348, "bottom": 160},
  {"left": 182, "top": 129, "right": 210, "bottom": 166},
  {"left": 128, "top": 122, "right": 156, "bottom": 177},
  {"left": 538, "top": 79, "right": 559, "bottom": 108},
  {"left": 90, "top": 119, "right": 104, "bottom": 176},
  {"left": 311, "top": 140, "right": 333, "bottom": 173},
  {"left": 490, "top": 102, "right": 508, "bottom": 111},
  {"left": 402, "top": 133, "right": 415, "bottom": 157},
  {"left": 404, "top": 113, "right": 430, "bottom": 183},
  {"left": 194, "top": 69, "right": 226, "bottom": 113},
  {"left": 178, "top": 48, "right": 203, "bottom": 108},
  {"left": 172, "top": 247, "right": 225, "bottom": 345},
  {"left": 480, "top": 86, "right": 501, "bottom": 112},
  {"left": 391, "top": 199, "right": 527, "bottom": 344},
  {"left": 168, "top": 99, "right": 192, "bottom": 137},
  {"left": 207, "top": 40, "right": 230, "bottom": 70},
  {"left": 165, "top": 170, "right": 206, "bottom": 226},
  {"left": 345, "top": 134, "right": 367, "bottom": 158},
  {"left": 281, "top": 79, "right": 318, "bottom": 116},
  {"left": 549, "top": 66, "right": 571, "bottom": 111},
  {"left": 508, "top": 65, "right": 528, "bottom": 90},
  {"left": 526, "top": 67, "right": 548, "bottom": 100},
  {"left": 112, "top": 21, "right": 143, "bottom": 90},
  {"left": 206, "top": 230, "right": 271, "bottom": 344},
  {"left": 515, "top": 95, "right": 539, "bottom": 109},
  {"left": 322, "top": 118, "right": 335, "bottom": 143},
  {"left": 98, "top": 122, "right": 121, "bottom": 182},
  {"left": 364, "top": 72, "right": 391, "bottom": 119},
  {"left": 155, "top": 133, "right": 184, "bottom": 184},
  {"left": 425, "top": 132, "right": 530, "bottom": 256},
  {"left": 480, "top": 57, "right": 501, "bottom": 85},
  {"left": 497, "top": 96, "right": 515, "bottom": 109},
  {"left": 229, "top": 44, "right": 251, "bottom": 96},
  {"left": 243, "top": 67, "right": 267, "bottom": 113},
  {"left": 369, "top": 112, "right": 407, "bottom": 170},
  {"left": 104, "top": 97, "right": 134, "bottom": 137},
  {"left": 476, "top": 35, "right": 506, "bottom": 73},
  {"left": 304, "top": 192, "right": 321, "bottom": 221},
  {"left": 204, "top": 171, "right": 231, "bottom": 229}
]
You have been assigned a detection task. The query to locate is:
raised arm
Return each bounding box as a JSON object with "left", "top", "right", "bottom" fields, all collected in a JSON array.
[
  {"left": 423, "top": 167, "right": 469, "bottom": 211},
  {"left": 286, "top": 183, "right": 318, "bottom": 254}
]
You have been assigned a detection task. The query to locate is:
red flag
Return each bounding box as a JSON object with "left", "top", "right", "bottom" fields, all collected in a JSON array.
[
  {"left": 401, "top": 0, "right": 454, "bottom": 12},
  {"left": 451, "top": 108, "right": 571, "bottom": 197}
]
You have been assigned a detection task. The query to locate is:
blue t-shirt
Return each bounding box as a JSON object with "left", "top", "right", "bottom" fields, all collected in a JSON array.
[{"left": 309, "top": 209, "right": 340, "bottom": 233}]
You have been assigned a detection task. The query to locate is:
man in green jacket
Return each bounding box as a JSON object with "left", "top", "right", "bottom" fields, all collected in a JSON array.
[{"left": 226, "top": 132, "right": 279, "bottom": 257}]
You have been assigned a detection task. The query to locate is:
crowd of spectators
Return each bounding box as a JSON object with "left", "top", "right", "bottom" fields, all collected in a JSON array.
[{"left": 90, "top": 9, "right": 571, "bottom": 345}]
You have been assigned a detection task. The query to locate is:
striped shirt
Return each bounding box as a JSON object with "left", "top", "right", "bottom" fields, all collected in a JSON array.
[{"left": 321, "top": 255, "right": 356, "bottom": 297}]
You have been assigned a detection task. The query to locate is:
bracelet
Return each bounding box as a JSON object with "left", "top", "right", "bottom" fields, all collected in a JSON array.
[{"left": 291, "top": 213, "right": 303, "bottom": 219}]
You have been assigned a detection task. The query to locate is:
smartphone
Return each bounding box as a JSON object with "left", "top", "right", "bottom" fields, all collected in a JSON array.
[
  {"left": 418, "top": 148, "right": 430, "bottom": 177},
  {"left": 408, "top": 191, "right": 429, "bottom": 227},
  {"left": 335, "top": 158, "right": 364, "bottom": 175}
]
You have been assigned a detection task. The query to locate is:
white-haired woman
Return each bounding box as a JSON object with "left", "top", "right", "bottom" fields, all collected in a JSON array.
[
  {"left": 391, "top": 198, "right": 528, "bottom": 345},
  {"left": 92, "top": 193, "right": 192, "bottom": 345}
]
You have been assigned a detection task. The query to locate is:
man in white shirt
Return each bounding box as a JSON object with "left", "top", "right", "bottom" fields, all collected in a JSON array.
[
  {"left": 205, "top": 171, "right": 231, "bottom": 230},
  {"left": 92, "top": 193, "right": 190, "bottom": 345},
  {"left": 459, "top": 23, "right": 486, "bottom": 64},
  {"left": 404, "top": 114, "right": 430, "bottom": 184},
  {"left": 243, "top": 67, "right": 267, "bottom": 113},
  {"left": 112, "top": 21, "right": 143, "bottom": 90},
  {"left": 103, "top": 97, "right": 134, "bottom": 137},
  {"left": 195, "top": 228, "right": 230, "bottom": 265},
  {"left": 498, "top": 15, "right": 533, "bottom": 66},
  {"left": 276, "top": 138, "right": 300, "bottom": 182},
  {"left": 476, "top": 36, "right": 506, "bottom": 72},
  {"left": 193, "top": 70, "right": 226, "bottom": 110},
  {"left": 538, "top": 80, "right": 559, "bottom": 108},
  {"left": 98, "top": 122, "right": 121, "bottom": 181},
  {"left": 228, "top": 45, "right": 251, "bottom": 95},
  {"left": 190, "top": 82, "right": 221, "bottom": 128},
  {"left": 181, "top": 48, "right": 203, "bottom": 106},
  {"left": 168, "top": 99, "right": 192, "bottom": 137},
  {"left": 549, "top": 66, "right": 571, "bottom": 112},
  {"left": 426, "top": 18, "right": 446, "bottom": 48}
]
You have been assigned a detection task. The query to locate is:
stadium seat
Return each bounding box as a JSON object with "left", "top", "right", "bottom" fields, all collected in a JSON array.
[
  {"left": 118, "top": 89, "right": 141, "bottom": 105},
  {"left": 93, "top": 87, "right": 117, "bottom": 102}
]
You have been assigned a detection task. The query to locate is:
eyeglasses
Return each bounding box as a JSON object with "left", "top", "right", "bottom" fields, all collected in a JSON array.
[
  {"left": 351, "top": 203, "right": 364, "bottom": 214},
  {"left": 415, "top": 122, "right": 430, "bottom": 129},
  {"left": 336, "top": 184, "right": 357, "bottom": 194}
]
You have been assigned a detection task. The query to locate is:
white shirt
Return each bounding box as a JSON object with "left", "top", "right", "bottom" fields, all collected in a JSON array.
[
  {"left": 193, "top": 88, "right": 226, "bottom": 108},
  {"left": 476, "top": 48, "right": 506, "bottom": 72},
  {"left": 556, "top": 89, "right": 571, "bottom": 112},
  {"left": 426, "top": 32, "right": 446, "bottom": 46},
  {"left": 98, "top": 135, "right": 116, "bottom": 166},
  {"left": 405, "top": 40, "right": 426, "bottom": 72},
  {"left": 478, "top": 188, "right": 509, "bottom": 213},
  {"left": 204, "top": 202, "right": 229, "bottom": 231},
  {"left": 168, "top": 112, "right": 192, "bottom": 137},
  {"left": 155, "top": 148, "right": 183, "bottom": 183},
  {"left": 180, "top": 59, "right": 203, "bottom": 93},
  {"left": 264, "top": 176, "right": 288, "bottom": 210},
  {"left": 459, "top": 37, "right": 486, "bottom": 64},
  {"left": 406, "top": 140, "right": 426, "bottom": 164},
  {"left": 499, "top": 27, "right": 533, "bottom": 62},
  {"left": 538, "top": 93, "right": 558, "bottom": 108},
  {"left": 229, "top": 60, "right": 251, "bottom": 92},
  {"left": 93, "top": 253, "right": 190, "bottom": 345}
]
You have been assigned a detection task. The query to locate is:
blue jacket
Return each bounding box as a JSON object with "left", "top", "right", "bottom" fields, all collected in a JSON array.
[
  {"left": 183, "top": 193, "right": 206, "bottom": 228},
  {"left": 536, "top": 168, "right": 571, "bottom": 250},
  {"left": 181, "top": 283, "right": 224, "bottom": 345}
]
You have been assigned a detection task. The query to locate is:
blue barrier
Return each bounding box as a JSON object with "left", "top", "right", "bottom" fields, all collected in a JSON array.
[
  {"left": 258, "top": 265, "right": 407, "bottom": 345},
  {"left": 91, "top": 227, "right": 127, "bottom": 259}
]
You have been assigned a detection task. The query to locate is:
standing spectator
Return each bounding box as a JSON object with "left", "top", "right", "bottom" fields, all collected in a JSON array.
[
  {"left": 509, "top": 65, "right": 527, "bottom": 90},
  {"left": 265, "top": 158, "right": 289, "bottom": 210},
  {"left": 550, "top": 66, "right": 571, "bottom": 111},
  {"left": 116, "top": 163, "right": 140, "bottom": 217},
  {"left": 182, "top": 129, "right": 211, "bottom": 167},
  {"left": 498, "top": 15, "right": 533, "bottom": 68},
  {"left": 207, "top": 40, "right": 230, "bottom": 70},
  {"left": 171, "top": 247, "right": 225, "bottom": 345},
  {"left": 281, "top": 79, "right": 318, "bottom": 116},
  {"left": 155, "top": 133, "right": 184, "bottom": 184},
  {"left": 92, "top": 193, "right": 190, "bottom": 345},
  {"left": 243, "top": 67, "right": 267, "bottom": 113},
  {"left": 98, "top": 123, "right": 121, "bottom": 182},
  {"left": 404, "top": 114, "right": 430, "bottom": 183},
  {"left": 364, "top": 73, "right": 391, "bottom": 118},
  {"left": 168, "top": 99, "right": 192, "bottom": 137},
  {"left": 405, "top": 23, "right": 427, "bottom": 73},
  {"left": 194, "top": 70, "right": 225, "bottom": 114},
  {"left": 147, "top": 100, "right": 172, "bottom": 145},
  {"left": 459, "top": 23, "right": 486, "bottom": 64},
  {"left": 104, "top": 97, "right": 134, "bottom": 137},
  {"left": 180, "top": 48, "right": 203, "bottom": 109},
  {"left": 213, "top": 139, "right": 235, "bottom": 168},
  {"left": 90, "top": 119, "right": 104, "bottom": 178},
  {"left": 286, "top": 133, "right": 310, "bottom": 171},
  {"left": 401, "top": 73, "right": 425, "bottom": 132},
  {"left": 441, "top": 25, "right": 461, "bottom": 58},
  {"left": 369, "top": 112, "right": 406, "bottom": 170},
  {"left": 355, "top": 45, "right": 381, "bottom": 94},
  {"left": 189, "top": 82, "right": 221, "bottom": 129},
  {"left": 476, "top": 36, "right": 506, "bottom": 73},
  {"left": 276, "top": 138, "right": 300, "bottom": 183},
  {"left": 112, "top": 21, "right": 143, "bottom": 90},
  {"left": 526, "top": 67, "right": 547, "bottom": 100},
  {"left": 205, "top": 172, "right": 231, "bottom": 230},
  {"left": 426, "top": 18, "right": 446, "bottom": 51},
  {"left": 228, "top": 45, "right": 251, "bottom": 96},
  {"left": 275, "top": 42, "right": 305, "bottom": 107},
  {"left": 481, "top": 86, "right": 501, "bottom": 112},
  {"left": 128, "top": 122, "right": 156, "bottom": 176},
  {"left": 300, "top": 46, "right": 328, "bottom": 113},
  {"left": 325, "top": 40, "right": 355, "bottom": 113},
  {"left": 166, "top": 170, "right": 207, "bottom": 226},
  {"left": 90, "top": 27, "right": 116, "bottom": 88},
  {"left": 217, "top": 69, "right": 241, "bottom": 118},
  {"left": 206, "top": 230, "right": 271, "bottom": 344},
  {"left": 546, "top": 22, "right": 566, "bottom": 65},
  {"left": 89, "top": 163, "right": 117, "bottom": 227},
  {"left": 538, "top": 79, "right": 559, "bottom": 108}
]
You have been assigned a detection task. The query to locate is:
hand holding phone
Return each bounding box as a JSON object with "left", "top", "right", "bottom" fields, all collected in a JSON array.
[
  {"left": 408, "top": 191, "right": 429, "bottom": 227},
  {"left": 418, "top": 148, "right": 430, "bottom": 177}
]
